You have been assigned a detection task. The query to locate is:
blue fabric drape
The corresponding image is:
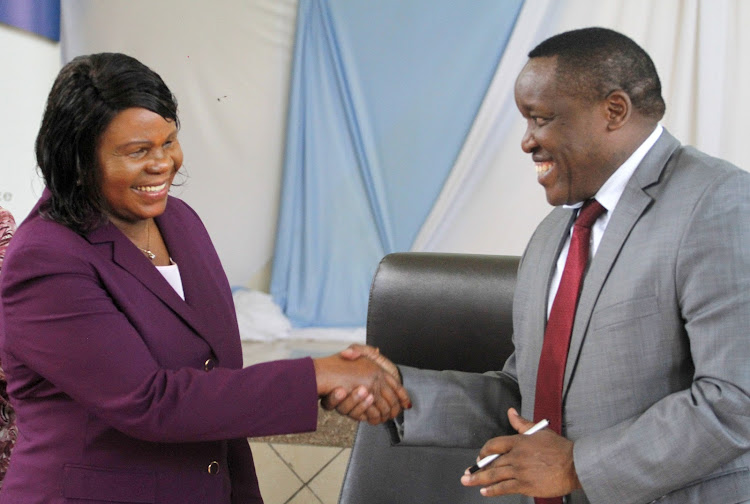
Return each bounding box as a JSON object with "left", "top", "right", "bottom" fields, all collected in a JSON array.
[
  {"left": 271, "top": 0, "right": 523, "bottom": 327},
  {"left": 0, "top": 0, "right": 60, "bottom": 41}
]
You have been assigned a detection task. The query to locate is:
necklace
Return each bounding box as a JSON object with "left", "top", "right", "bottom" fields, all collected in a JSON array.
[{"left": 139, "top": 221, "right": 156, "bottom": 260}]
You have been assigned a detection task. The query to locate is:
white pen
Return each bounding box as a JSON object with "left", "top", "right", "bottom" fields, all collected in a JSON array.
[{"left": 467, "top": 419, "right": 550, "bottom": 474}]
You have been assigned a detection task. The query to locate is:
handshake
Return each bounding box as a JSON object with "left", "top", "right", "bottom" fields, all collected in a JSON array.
[{"left": 313, "top": 344, "right": 411, "bottom": 425}]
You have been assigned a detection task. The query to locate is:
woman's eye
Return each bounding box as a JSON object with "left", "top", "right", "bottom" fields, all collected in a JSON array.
[{"left": 129, "top": 148, "right": 148, "bottom": 158}]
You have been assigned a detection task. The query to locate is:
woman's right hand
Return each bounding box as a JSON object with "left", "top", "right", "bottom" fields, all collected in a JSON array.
[{"left": 317, "top": 345, "right": 410, "bottom": 424}]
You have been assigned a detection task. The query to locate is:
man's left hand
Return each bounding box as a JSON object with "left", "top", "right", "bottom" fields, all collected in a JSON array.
[{"left": 460, "top": 408, "right": 581, "bottom": 498}]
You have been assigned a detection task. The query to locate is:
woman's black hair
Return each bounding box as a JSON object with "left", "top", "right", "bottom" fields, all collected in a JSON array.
[{"left": 35, "top": 52, "right": 179, "bottom": 233}]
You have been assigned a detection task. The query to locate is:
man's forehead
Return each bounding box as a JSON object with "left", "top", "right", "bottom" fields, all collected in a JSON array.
[
  {"left": 515, "top": 57, "right": 558, "bottom": 99},
  {"left": 519, "top": 56, "right": 558, "bottom": 81}
]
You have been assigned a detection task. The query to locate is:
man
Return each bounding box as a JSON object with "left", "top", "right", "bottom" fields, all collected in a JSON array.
[{"left": 332, "top": 27, "right": 750, "bottom": 503}]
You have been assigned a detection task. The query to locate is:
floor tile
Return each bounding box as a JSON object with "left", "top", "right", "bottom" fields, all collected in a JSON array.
[
  {"left": 286, "top": 485, "right": 324, "bottom": 504},
  {"left": 308, "top": 448, "right": 351, "bottom": 504},
  {"left": 272, "top": 444, "right": 343, "bottom": 483},
  {"left": 250, "top": 442, "right": 304, "bottom": 504}
]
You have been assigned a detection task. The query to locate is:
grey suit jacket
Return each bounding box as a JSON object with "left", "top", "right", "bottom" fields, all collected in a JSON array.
[{"left": 397, "top": 130, "right": 750, "bottom": 504}]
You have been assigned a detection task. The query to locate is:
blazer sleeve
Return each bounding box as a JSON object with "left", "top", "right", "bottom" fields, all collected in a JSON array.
[
  {"left": 574, "top": 169, "right": 750, "bottom": 504},
  {"left": 0, "top": 240, "right": 319, "bottom": 443}
]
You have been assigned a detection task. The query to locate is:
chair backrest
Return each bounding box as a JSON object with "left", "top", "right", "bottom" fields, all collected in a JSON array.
[
  {"left": 366, "top": 252, "right": 518, "bottom": 371},
  {"left": 338, "top": 252, "right": 522, "bottom": 504}
]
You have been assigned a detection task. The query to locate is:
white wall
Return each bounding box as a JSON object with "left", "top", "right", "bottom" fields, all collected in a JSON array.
[
  {"left": 0, "top": 24, "right": 60, "bottom": 223},
  {"left": 60, "top": 0, "right": 298, "bottom": 290}
]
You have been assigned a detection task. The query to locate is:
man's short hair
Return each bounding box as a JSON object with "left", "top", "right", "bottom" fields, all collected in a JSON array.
[{"left": 529, "top": 27, "right": 666, "bottom": 120}]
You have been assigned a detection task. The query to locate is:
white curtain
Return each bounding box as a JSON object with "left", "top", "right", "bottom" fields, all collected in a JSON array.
[{"left": 413, "top": 0, "right": 750, "bottom": 256}]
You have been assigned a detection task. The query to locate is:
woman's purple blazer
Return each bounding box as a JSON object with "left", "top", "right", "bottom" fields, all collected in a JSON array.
[{"left": 0, "top": 194, "right": 318, "bottom": 503}]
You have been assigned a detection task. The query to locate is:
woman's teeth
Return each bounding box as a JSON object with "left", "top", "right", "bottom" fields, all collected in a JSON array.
[{"left": 135, "top": 182, "right": 167, "bottom": 192}]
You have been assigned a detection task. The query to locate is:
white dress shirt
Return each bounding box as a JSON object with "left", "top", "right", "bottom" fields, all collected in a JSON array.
[
  {"left": 156, "top": 260, "right": 186, "bottom": 300},
  {"left": 546, "top": 125, "right": 663, "bottom": 317}
]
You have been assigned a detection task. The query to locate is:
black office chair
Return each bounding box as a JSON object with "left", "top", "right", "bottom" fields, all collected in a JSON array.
[{"left": 338, "top": 252, "right": 522, "bottom": 504}]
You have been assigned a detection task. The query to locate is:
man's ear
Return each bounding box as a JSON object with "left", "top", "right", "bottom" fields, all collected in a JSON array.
[{"left": 604, "top": 89, "right": 631, "bottom": 131}]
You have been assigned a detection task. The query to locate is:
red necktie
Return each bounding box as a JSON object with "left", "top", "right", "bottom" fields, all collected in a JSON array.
[{"left": 533, "top": 199, "right": 606, "bottom": 504}]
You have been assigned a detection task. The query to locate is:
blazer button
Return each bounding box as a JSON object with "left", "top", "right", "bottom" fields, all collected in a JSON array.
[
  {"left": 204, "top": 358, "right": 216, "bottom": 372},
  {"left": 207, "top": 461, "right": 220, "bottom": 475}
]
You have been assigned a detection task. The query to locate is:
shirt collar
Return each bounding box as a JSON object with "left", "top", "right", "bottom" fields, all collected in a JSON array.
[{"left": 565, "top": 124, "right": 663, "bottom": 212}]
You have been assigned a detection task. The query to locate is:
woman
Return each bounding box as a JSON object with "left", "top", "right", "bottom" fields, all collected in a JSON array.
[
  {"left": 0, "top": 53, "right": 408, "bottom": 503},
  {"left": 0, "top": 207, "right": 17, "bottom": 489}
]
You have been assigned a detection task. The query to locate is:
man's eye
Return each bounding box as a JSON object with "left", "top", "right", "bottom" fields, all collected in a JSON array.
[{"left": 533, "top": 116, "right": 551, "bottom": 126}]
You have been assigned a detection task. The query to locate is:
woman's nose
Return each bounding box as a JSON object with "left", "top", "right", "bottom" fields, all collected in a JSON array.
[{"left": 148, "top": 148, "right": 171, "bottom": 172}]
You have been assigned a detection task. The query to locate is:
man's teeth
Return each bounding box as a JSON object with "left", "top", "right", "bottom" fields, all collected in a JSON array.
[
  {"left": 536, "top": 162, "right": 553, "bottom": 176},
  {"left": 135, "top": 183, "right": 167, "bottom": 192}
]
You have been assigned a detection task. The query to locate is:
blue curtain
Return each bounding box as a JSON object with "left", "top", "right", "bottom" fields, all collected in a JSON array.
[
  {"left": 0, "top": 0, "right": 60, "bottom": 41},
  {"left": 271, "top": 0, "right": 523, "bottom": 327}
]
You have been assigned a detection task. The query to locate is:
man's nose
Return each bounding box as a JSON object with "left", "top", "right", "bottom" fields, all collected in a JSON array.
[{"left": 521, "top": 127, "right": 537, "bottom": 153}]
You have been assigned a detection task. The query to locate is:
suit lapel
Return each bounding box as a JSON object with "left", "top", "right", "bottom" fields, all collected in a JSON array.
[
  {"left": 86, "top": 206, "right": 222, "bottom": 356},
  {"left": 561, "top": 130, "right": 681, "bottom": 395},
  {"left": 155, "top": 201, "right": 239, "bottom": 364}
]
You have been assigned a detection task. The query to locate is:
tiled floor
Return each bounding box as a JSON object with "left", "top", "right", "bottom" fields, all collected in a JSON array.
[
  {"left": 242, "top": 339, "right": 357, "bottom": 504},
  {"left": 249, "top": 442, "right": 350, "bottom": 504}
]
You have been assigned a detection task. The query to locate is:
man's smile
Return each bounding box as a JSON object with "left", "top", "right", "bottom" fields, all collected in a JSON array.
[{"left": 535, "top": 161, "right": 554, "bottom": 180}]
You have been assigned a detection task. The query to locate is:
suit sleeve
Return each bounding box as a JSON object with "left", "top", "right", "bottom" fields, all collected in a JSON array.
[
  {"left": 574, "top": 169, "right": 750, "bottom": 503},
  {"left": 392, "top": 365, "right": 520, "bottom": 448},
  {"left": 0, "top": 242, "right": 319, "bottom": 443}
]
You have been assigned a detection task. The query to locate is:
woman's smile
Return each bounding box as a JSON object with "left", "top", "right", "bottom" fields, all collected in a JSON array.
[
  {"left": 96, "top": 107, "right": 183, "bottom": 230},
  {"left": 133, "top": 181, "right": 168, "bottom": 194}
]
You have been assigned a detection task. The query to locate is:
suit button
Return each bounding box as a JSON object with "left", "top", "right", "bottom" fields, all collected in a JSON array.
[
  {"left": 204, "top": 358, "right": 216, "bottom": 371},
  {"left": 207, "top": 461, "right": 220, "bottom": 474}
]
